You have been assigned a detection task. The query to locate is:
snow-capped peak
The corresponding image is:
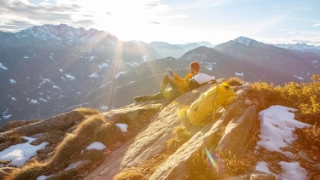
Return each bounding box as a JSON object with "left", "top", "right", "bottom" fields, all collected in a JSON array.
[
  {"left": 233, "top": 36, "right": 254, "bottom": 47},
  {"left": 16, "top": 24, "right": 112, "bottom": 46},
  {"left": 276, "top": 43, "right": 320, "bottom": 53}
]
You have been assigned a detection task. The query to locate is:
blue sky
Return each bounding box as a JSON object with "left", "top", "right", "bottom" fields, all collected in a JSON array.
[{"left": 0, "top": 0, "right": 319, "bottom": 45}]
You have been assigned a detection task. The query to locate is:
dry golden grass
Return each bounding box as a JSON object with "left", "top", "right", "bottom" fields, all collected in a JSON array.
[
  {"left": 114, "top": 154, "right": 168, "bottom": 180},
  {"left": 166, "top": 126, "right": 191, "bottom": 154},
  {"left": 294, "top": 125, "right": 320, "bottom": 149},
  {"left": 225, "top": 76, "right": 244, "bottom": 86},
  {"left": 74, "top": 107, "right": 100, "bottom": 116},
  {"left": 4, "top": 161, "right": 43, "bottom": 180},
  {"left": 114, "top": 170, "right": 146, "bottom": 180}
]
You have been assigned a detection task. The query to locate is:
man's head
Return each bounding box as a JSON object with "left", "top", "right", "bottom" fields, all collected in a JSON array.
[{"left": 189, "top": 61, "right": 200, "bottom": 75}]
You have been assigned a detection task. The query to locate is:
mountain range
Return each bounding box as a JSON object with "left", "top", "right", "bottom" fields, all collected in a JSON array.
[{"left": 0, "top": 24, "right": 319, "bottom": 125}]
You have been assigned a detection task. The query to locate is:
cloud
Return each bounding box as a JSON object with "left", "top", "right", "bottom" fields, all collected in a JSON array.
[
  {"left": 149, "top": 21, "right": 161, "bottom": 24},
  {"left": 179, "top": 0, "right": 233, "bottom": 9},
  {"left": 313, "top": 23, "right": 320, "bottom": 27}
]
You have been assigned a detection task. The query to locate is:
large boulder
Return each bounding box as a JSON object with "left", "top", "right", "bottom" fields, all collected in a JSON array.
[
  {"left": 216, "top": 105, "right": 257, "bottom": 155},
  {"left": 149, "top": 100, "right": 248, "bottom": 180},
  {"left": 84, "top": 84, "right": 212, "bottom": 180}
]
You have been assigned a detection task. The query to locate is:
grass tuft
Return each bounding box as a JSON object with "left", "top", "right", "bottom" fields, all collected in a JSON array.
[
  {"left": 4, "top": 161, "right": 43, "bottom": 180},
  {"left": 225, "top": 76, "right": 244, "bottom": 86},
  {"left": 294, "top": 125, "right": 320, "bottom": 149},
  {"left": 74, "top": 107, "right": 100, "bottom": 116},
  {"left": 113, "top": 170, "right": 146, "bottom": 180}
]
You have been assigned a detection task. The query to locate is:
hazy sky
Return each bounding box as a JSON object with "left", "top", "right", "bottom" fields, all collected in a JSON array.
[{"left": 1, "top": 0, "right": 320, "bottom": 45}]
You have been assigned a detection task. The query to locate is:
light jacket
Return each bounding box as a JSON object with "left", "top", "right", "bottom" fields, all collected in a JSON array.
[{"left": 172, "top": 73, "right": 193, "bottom": 93}]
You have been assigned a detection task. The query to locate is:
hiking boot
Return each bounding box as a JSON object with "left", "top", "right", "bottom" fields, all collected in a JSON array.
[{"left": 134, "top": 95, "right": 149, "bottom": 102}]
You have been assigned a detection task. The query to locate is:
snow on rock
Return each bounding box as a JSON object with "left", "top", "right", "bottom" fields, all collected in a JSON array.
[
  {"left": 235, "top": 72, "right": 244, "bottom": 77},
  {"left": 279, "top": 161, "right": 308, "bottom": 180},
  {"left": 115, "top": 71, "right": 126, "bottom": 79},
  {"left": 24, "top": 56, "right": 30, "bottom": 59},
  {"left": 88, "top": 56, "right": 96, "bottom": 61},
  {"left": 2, "top": 115, "right": 12, "bottom": 120},
  {"left": 65, "top": 160, "right": 86, "bottom": 171},
  {"left": 0, "top": 136, "right": 48, "bottom": 167},
  {"left": 39, "top": 78, "right": 53, "bottom": 87},
  {"left": 294, "top": 75, "right": 303, "bottom": 80},
  {"left": 89, "top": 73, "right": 99, "bottom": 78},
  {"left": 30, "top": 99, "right": 39, "bottom": 104},
  {"left": 125, "top": 62, "right": 139, "bottom": 66},
  {"left": 11, "top": 97, "right": 17, "bottom": 101},
  {"left": 255, "top": 161, "right": 274, "bottom": 175},
  {"left": 143, "top": 55, "right": 147, "bottom": 62},
  {"left": 100, "top": 105, "right": 108, "bottom": 111},
  {"left": 116, "top": 123, "right": 128, "bottom": 132},
  {"left": 100, "top": 81, "right": 111, "bottom": 88},
  {"left": 39, "top": 98, "right": 47, "bottom": 102},
  {"left": 204, "top": 62, "right": 216, "bottom": 71},
  {"left": 59, "top": 69, "right": 63, "bottom": 72},
  {"left": 9, "top": 79, "right": 17, "bottom": 84},
  {"left": 37, "top": 175, "right": 52, "bottom": 180},
  {"left": 0, "top": 63, "right": 8, "bottom": 70},
  {"left": 256, "top": 105, "right": 310, "bottom": 154},
  {"left": 98, "top": 63, "right": 109, "bottom": 69},
  {"left": 53, "top": 85, "right": 60, "bottom": 89},
  {"left": 65, "top": 74, "right": 75, "bottom": 80},
  {"left": 85, "top": 142, "right": 106, "bottom": 151},
  {"left": 234, "top": 36, "right": 252, "bottom": 46}
]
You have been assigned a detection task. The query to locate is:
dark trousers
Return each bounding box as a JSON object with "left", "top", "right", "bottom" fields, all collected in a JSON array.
[{"left": 146, "top": 74, "right": 181, "bottom": 101}]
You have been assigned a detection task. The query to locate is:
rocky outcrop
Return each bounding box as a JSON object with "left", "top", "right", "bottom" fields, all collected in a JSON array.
[
  {"left": 149, "top": 100, "right": 256, "bottom": 180},
  {"left": 0, "top": 111, "right": 84, "bottom": 139},
  {"left": 85, "top": 84, "right": 258, "bottom": 180}
]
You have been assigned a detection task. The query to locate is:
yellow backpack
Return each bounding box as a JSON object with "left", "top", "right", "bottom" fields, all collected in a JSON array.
[{"left": 187, "top": 82, "right": 237, "bottom": 126}]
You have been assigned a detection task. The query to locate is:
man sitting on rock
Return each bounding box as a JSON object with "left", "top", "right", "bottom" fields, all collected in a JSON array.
[{"left": 134, "top": 61, "right": 215, "bottom": 102}]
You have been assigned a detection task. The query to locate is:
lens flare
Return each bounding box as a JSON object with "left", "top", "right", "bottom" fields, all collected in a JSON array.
[{"left": 205, "top": 148, "right": 224, "bottom": 175}]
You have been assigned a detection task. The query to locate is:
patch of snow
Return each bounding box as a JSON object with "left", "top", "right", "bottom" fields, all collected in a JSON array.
[
  {"left": 38, "top": 98, "right": 47, "bottom": 102},
  {"left": 235, "top": 72, "right": 244, "bottom": 77},
  {"left": 51, "top": 53, "right": 54, "bottom": 56},
  {"left": 256, "top": 105, "right": 310, "bottom": 154},
  {"left": 65, "top": 74, "right": 75, "bottom": 80},
  {"left": 279, "top": 161, "right": 308, "bottom": 180},
  {"left": 142, "top": 55, "right": 147, "bottom": 62},
  {"left": 30, "top": 99, "right": 39, "bottom": 104},
  {"left": 115, "top": 71, "right": 126, "bottom": 79},
  {"left": 0, "top": 63, "right": 8, "bottom": 70},
  {"left": 100, "top": 81, "right": 111, "bottom": 88},
  {"left": 77, "top": 92, "right": 81, "bottom": 94},
  {"left": 294, "top": 75, "right": 303, "bottom": 80},
  {"left": 85, "top": 142, "right": 106, "bottom": 151},
  {"left": 2, "top": 115, "right": 12, "bottom": 120},
  {"left": 24, "top": 56, "right": 30, "bottom": 59},
  {"left": 100, "top": 105, "right": 108, "bottom": 111},
  {"left": 88, "top": 56, "right": 96, "bottom": 61},
  {"left": 61, "top": 77, "right": 66, "bottom": 81},
  {"left": 53, "top": 85, "right": 60, "bottom": 89},
  {"left": 0, "top": 136, "right": 48, "bottom": 167},
  {"left": 89, "top": 73, "right": 99, "bottom": 78},
  {"left": 59, "top": 69, "right": 63, "bottom": 72},
  {"left": 234, "top": 36, "right": 252, "bottom": 46},
  {"left": 39, "top": 78, "right": 53, "bottom": 87},
  {"left": 99, "top": 63, "right": 109, "bottom": 68},
  {"left": 37, "top": 175, "right": 53, "bottom": 180},
  {"left": 65, "top": 161, "right": 85, "bottom": 171},
  {"left": 125, "top": 62, "right": 139, "bottom": 66},
  {"left": 116, "top": 123, "right": 128, "bottom": 132},
  {"left": 204, "top": 62, "right": 216, "bottom": 71},
  {"left": 50, "top": 56, "right": 53, "bottom": 60},
  {"left": 11, "top": 97, "right": 17, "bottom": 101},
  {"left": 9, "top": 79, "right": 17, "bottom": 84},
  {"left": 255, "top": 161, "right": 274, "bottom": 175}
]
